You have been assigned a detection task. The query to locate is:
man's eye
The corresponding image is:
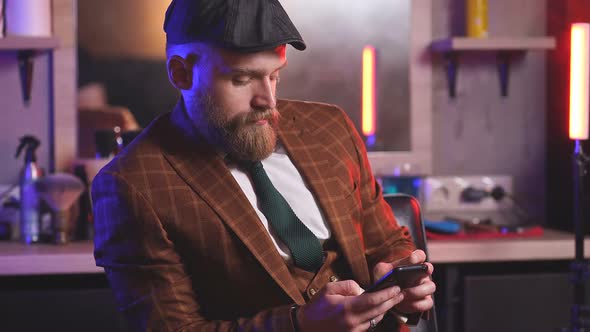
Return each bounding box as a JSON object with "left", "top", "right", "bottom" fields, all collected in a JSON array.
[{"left": 232, "top": 76, "right": 251, "bottom": 85}]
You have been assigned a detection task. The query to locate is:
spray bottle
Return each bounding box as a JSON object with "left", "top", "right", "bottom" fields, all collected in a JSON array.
[{"left": 15, "top": 135, "right": 42, "bottom": 244}]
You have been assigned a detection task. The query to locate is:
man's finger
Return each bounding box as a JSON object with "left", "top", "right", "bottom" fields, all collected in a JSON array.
[
  {"left": 402, "top": 280, "right": 436, "bottom": 300},
  {"left": 374, "top": 252, "right": 433, "bottom": 285},
  {"left": 323, "top": 279, "right": 363, "bottom": 296},
  {"left": 398, "top": 295, "right": 434, "bottom": 313},
  {"left": 361, "top": 313, "right": 385, "bottom": 332},
  {"left": 389, "top": 250, "right": 427, "bottom": 268},
  {"left": 353, "top": 285, "right": 401, "bottom": 310},
  {"left": 355, "top": 288, "right": 404, "bottom": 322},
  {"left": 406, "top": 250, "right": 426, "bottom": 265}
]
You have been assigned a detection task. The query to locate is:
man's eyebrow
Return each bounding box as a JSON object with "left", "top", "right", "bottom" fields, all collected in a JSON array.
[{"left": 228, "top": 61, "right": 288, "bottom": 76}]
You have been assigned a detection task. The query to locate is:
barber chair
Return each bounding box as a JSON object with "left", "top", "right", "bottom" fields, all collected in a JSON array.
[{"left": 383, "top": 193, "right": 438, "bottom": 332}]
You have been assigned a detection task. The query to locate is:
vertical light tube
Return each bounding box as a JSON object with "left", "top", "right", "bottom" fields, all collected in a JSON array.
[
  {"left": 362, "top": 46, "right": 376, "bottom": 137},
  {"left": 569, "top": 23, "right": 590, "bottom": 140}
]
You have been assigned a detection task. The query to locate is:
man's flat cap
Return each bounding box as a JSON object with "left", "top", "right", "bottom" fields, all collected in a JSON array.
[{"left": 164, "top": 0, "right": 306, "bottom": 52}]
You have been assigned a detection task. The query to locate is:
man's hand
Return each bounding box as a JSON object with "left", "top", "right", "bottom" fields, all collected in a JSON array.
[
  {"left": 373, "top": 250, "right": 436, "bottom": 314},
  {"left": 297, "top": 279, "right": 404, "bottom": 332}
]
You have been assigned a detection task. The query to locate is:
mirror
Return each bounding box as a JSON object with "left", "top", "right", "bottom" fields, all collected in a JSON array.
[
  {"left": 280, "top": 0, "right": 411, "bottom": 151},
  {"left": 281, "top": 0, "right": 432, "bottom": 175}
]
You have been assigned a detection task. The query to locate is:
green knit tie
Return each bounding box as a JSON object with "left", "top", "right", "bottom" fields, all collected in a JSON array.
[{"left": 242, "top": 161, "right": 324, "bottom": 272}]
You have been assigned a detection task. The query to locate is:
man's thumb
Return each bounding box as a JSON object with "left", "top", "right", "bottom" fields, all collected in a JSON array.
[
  {"left": 323, "top": 280, "right": 363, "bottom": 296},
  {"left": 373, "top": 262, "right": 393, "bottom": 280}
]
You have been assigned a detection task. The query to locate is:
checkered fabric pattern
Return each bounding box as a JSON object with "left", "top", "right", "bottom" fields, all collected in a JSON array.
[{"left": 92, "top": 99, "right": 415, "bottom": 331}]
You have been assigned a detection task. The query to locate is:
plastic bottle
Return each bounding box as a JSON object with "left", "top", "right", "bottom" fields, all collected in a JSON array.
[
  {"left": 15, "top": 135, "right": 42, "bottom": 244},
  {"left": 466, "top": 0, "right": 488, "bottom": 38}
]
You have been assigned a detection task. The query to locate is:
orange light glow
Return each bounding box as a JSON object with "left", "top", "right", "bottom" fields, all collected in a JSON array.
[
  {"left": 569, "top": 23, "right": 590, "bottom": 140},
  {"left": 362, "top": 46, "right": 376, "bottom": 136}
]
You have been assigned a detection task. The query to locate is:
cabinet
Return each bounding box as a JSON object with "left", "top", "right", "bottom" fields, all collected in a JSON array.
[
  {"left": 1, "top": 231, "right": 589, "bottom": 331},
  {"left": 431, "top": 37, "right": 556, "bottom": 97}
]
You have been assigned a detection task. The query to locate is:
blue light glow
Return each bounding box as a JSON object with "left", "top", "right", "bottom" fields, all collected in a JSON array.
[{"left": 366, "top": 134, "right": 376, "bottom": 147}]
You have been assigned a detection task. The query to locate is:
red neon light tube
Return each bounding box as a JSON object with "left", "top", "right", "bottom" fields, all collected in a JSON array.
[
  {"left": 569, "top": 23, "right": 590, "bottom": 140},
  {"left": 362, "top": 46, "right": 376, "bottom": 136}
]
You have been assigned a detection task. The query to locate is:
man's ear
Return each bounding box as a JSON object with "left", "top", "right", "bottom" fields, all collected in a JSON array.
[{"left": 167, "top": 55, "right": 194, "bottom": 90}]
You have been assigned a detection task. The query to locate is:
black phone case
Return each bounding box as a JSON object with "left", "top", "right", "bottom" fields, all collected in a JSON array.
[{"left": 365, "top": 263, "right": 428, "bottom": 293}]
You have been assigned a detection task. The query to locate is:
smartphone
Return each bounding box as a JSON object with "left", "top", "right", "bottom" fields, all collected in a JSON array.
[{"left": 365, "top": 263, "right": 429, "bottom": 293}]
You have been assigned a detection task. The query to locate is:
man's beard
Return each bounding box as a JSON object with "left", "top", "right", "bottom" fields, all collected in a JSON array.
[{"left": 192, "top": 93, "right": 280, "bottom": 162}]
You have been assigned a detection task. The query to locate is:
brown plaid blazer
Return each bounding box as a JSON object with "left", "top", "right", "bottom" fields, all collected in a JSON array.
[{"left": 92, "top": 99, "right": 415, "bottom": 331}]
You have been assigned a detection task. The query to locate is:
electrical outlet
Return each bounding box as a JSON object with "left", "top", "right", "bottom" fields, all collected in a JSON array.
[{"left": 421, "top": 175, "right": 513, "bottom": 212}]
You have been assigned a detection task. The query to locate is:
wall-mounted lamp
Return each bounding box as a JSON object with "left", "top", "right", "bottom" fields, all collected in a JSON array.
[
  {"left": 569, "top": 23, "right": 589, "bottom": 140},
  {"left": 362, "top": 46, "right": 376, "bottom": 145}
]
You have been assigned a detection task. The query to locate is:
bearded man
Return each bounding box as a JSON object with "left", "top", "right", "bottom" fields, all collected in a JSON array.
[{"left": 92, "top": 1, "right": 436, "bottom": 331}]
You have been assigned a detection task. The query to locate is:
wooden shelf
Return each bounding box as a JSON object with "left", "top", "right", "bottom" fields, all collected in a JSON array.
[
  {"left": 431, "top": 37, "right": 556, "bottom": 52},
  {"left": 431, "top": 36, "right": 556, "bottom": 98},
  {"left": 0, "top": 36, "right": 60, "bottom": 51}
]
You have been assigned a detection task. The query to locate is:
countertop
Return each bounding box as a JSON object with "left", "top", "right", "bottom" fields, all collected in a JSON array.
[{"left": 0, "top": 229, "right": 588, "bottom": 276}]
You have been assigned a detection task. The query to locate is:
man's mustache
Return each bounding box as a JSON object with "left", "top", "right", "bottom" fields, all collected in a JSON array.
[{"left": 243, "top": 108, "right": 280, "bottom": 124}]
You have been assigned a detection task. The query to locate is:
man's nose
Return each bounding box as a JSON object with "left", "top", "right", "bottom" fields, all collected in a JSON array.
[{"left": 251, "top": 78, "right": 276, "bottom": 110}]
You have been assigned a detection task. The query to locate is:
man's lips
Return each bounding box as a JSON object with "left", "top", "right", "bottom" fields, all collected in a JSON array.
[
  {"left": 250, "top": 114, "right": 276, "bottom": 125},
  {"left": 245, "top": 109, "right": 278, "bottom": 125}
]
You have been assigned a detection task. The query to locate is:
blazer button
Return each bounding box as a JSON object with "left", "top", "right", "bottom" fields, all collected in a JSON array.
[
  {"left": 329, "top": 275, "right": 339, "bottom": 282},
  {"left": 309, "top": 288, "right": 317, "bottom": 296}
]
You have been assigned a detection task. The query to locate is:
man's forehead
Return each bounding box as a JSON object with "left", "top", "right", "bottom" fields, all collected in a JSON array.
[
  {"left": 217, "top": 45, "right": 286, "bottom": 59},
  {"left": 215, "top": 46, "right": 288, "bottom": 71}
]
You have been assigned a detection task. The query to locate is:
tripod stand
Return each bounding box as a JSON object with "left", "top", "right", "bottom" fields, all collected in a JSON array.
[{"left": 571, "top": 140, "right": 590, "bottom": 331}]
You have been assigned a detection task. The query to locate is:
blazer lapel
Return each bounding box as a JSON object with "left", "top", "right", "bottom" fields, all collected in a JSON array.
[
  {"left": 159, "top": 101, "right": 305, "bottom": 304},
  {"left": 277, "top": 100, "right": 371, "bottom": 287}
]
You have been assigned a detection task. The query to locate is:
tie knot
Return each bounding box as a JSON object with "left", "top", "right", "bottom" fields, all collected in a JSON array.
[{"left": 239, "top": 160, "right": 263, "bottom": 173}]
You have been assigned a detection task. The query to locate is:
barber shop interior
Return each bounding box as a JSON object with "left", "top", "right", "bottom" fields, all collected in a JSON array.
[{"left": 1, "top": 0, "right": 590, "bottom": 331}]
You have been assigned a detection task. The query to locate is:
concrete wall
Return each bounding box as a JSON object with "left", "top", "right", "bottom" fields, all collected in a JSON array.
[{"left": 431, "top": 0, "right": 547, "bottom": 222}]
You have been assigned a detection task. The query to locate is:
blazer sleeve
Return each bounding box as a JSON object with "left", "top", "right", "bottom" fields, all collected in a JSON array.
[
  {"left": 92, "top": 171, "right": 297, "bottom": 332},
  {"left": 339, "top": 110, "right": 416, "bottom": 271}
]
